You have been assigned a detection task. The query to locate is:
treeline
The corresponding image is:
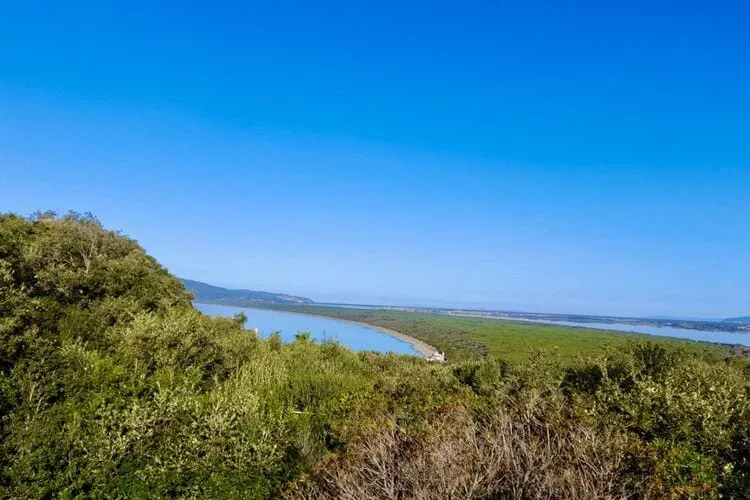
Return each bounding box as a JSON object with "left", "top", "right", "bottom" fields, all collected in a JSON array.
[{"left": 1, "top": 212, "right": 748, "bottom": 497}]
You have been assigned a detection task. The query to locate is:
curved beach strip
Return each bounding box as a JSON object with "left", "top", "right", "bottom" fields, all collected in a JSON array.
[
  {"left": 273, "top": 309, "right": 441, "bottom": 359},
  {"left": 336, "top": 317, "right": 440, "bottom": 359}
]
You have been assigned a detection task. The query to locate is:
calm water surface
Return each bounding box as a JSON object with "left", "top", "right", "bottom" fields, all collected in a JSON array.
[
  {"left": 196, "top": 303, "right": 420, "bottom": 355},
  {"left": 510, "top": 318, "right": 750, "bottom": 346}
]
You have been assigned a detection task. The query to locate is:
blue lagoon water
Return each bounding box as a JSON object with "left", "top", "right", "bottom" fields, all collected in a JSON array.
[
  {"left": 510, "top": 318, "right": 750, "bottom": 346},
  {"left": 195, "top": 303, "right": 420, "bottom": 355}
]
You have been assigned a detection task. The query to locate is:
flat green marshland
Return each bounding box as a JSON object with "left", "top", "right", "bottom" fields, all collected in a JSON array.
[{"left": 269, "top": 306, "right": 742, "bottom": 364}]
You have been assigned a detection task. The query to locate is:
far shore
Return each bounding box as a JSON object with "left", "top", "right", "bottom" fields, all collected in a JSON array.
[{"left": 196, "top": 302, "right": 441, "bottom": 359}]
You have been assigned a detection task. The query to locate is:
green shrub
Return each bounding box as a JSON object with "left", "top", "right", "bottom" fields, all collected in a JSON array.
[{"left": 1, "top": 212, "right": 749, "bottom": 498}]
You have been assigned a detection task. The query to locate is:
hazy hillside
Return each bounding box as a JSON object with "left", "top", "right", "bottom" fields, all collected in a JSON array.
[
  {"left": 181, "top": 278, "right": 313, "bottom": 305},
  {"left": 724, "top": 316, "right": 750, "bottom": 324}
]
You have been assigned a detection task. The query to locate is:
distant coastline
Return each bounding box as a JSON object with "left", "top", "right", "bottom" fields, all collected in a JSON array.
[
  {"left": 182, "top": 278, "right": 749, "bottom": 334},
  {"left": 320, "top": 303, "right": 750, "bottom": 334}
]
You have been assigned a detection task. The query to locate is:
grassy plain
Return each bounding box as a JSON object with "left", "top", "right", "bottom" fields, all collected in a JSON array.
[{"left": 266, "top": 305, "right": 742, "bottom": 364}]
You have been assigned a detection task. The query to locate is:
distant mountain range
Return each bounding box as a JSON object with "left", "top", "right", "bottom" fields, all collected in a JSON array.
[
  {"left": 181, "top": 278, "right": 314, "bottom": 305},
  {"left": 723, "top": 317, "right": 750, "bottom": 324}
]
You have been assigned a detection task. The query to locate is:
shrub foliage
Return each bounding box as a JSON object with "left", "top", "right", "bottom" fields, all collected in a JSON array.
[{"left": 1, "top": 212, "right": 748, "bottom": 498}]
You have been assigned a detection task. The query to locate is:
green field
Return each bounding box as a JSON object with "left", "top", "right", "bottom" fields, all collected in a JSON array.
[{"left": 267, "top": 305, "right": 744, "bottom": 364}]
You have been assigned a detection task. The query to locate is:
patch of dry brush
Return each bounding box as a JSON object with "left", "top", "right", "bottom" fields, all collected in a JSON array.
[{"left": 302, "top": 406, "right": 649, "bottom": 499}]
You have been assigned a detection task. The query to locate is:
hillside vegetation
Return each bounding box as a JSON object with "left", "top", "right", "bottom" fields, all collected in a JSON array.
[
  {"left": 182, "top": 278, "right": 313, "bottom": 305},
  {"left": 1, "top": 212, "right": 749, "bottom": 498}
]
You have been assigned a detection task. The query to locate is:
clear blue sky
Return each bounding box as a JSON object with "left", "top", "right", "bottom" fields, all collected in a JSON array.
[{"left": 1, "top": 1, "right": 749, "bottom": 317}]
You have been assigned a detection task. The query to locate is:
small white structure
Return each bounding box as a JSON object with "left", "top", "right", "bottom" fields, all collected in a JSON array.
[{"left": 426, "top": 351, "right": 446, "bottom": 362}]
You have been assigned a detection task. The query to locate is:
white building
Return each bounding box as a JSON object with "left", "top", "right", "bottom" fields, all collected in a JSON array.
[{"left": 427, "top": 351, "right": 446, "bottom": 362}]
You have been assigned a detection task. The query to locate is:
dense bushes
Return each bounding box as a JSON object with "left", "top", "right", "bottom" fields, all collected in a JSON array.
[
  {"left": 561, "top": 344, "right": 750, "bottom": 496},
  {"left": 1, "top": 212, "right": 748, "bottom": 497}
]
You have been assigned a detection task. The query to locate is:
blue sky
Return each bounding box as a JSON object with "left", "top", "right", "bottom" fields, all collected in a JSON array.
[{"left": 1, "top": 1, "right": 748, "bottom": 317}]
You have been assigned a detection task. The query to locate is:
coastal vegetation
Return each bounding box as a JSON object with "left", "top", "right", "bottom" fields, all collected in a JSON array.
[
  {"left": 1, "top": 212, "right": 749, "bottom": 498},
  {"left": 181, "top": 278, "right": 313, "bottom": 306},
  {"left": 259, "top": 305, "right": 749, "bottom": 366}
]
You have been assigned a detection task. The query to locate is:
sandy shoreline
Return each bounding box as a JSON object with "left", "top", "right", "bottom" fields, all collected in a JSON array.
[
  {"left": 270, "top": 309, "right": 440, "bottom": 358},
  {"left": 331, "top": 317, "right": 440, "bottom": 358}
]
